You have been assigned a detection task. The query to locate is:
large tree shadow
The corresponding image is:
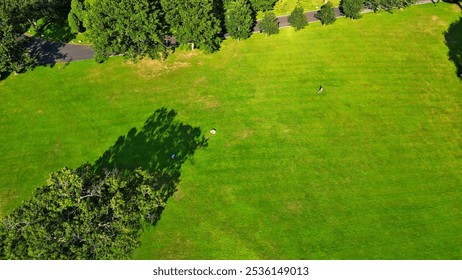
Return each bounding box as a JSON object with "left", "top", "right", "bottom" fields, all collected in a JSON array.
[
  {"left": 0, "top": 71, "right": 11, "bottom": 81},
  {"left": 442, "top": 0, "right": 462, "bottom": 10},
  {"left": 93, "top": 108, "right": 208, "bottom": 223},
  {"left": 444, "top": 17, "right": 462, "bottom": 79},
  {"left": 26, "top": 37, "right": 67, "bottom": 67}
]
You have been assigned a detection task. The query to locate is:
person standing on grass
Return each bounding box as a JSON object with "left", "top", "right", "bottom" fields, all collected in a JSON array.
[{"left": 318, "top": 85, "right": 323, "bottom": 94}]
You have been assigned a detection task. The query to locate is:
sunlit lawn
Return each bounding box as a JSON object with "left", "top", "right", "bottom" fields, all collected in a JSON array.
[{"left": 0, "top": 3, "right": 461, "bottom": 259}]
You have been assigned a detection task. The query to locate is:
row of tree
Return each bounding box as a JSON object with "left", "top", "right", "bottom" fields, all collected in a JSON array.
[
  {"left": 67, "top": 0, "right": 279, "bottom": 62},
  {"left": 0, "top": 0, "right": 277, "bottom": 72},
  {"left": 1, "top": 0, "right": 422, "bottom": 74},
  {"left": 316, "top": 0, "right": 417, "bottom": 27},
  {"left": 364, "top": 0, "right": 416, "bottom": 12},
  {"left": 257, "top": 4, "right": 309, "bottom": 36},
  {"left": 257, "top": 2, "right": 334, "bottom": 36}
]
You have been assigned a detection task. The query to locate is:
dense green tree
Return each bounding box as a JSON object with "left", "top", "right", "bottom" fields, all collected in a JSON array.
[
  {"left": 0, "top": 165, "right": 169, "bottom": 259},
  {"left": 16, "top": 0, "right": 72, "bottom": 33},
  {"left": 395, "top": 0, "right": 416, "bottom": 8},
  {"left": 68, "top": 0, "right": 89, "bottom": 33},
  {"left": 288, "top": 5, "right": 308, "bottom": 31},
  {"left": 380, "top": 0, "right": 399, "bottom": 10},
  {"left": 259, "top": 11, "right": 279, "bottom": 36},
  {"left": 364, "top": 0, "right": 416, "bottom": 12},
  {"left": 249, "top": 0, "right": 277, "bottom": 11},
  {"left": 225, "top": 0, "right": 254, "bottom": 41},
  {"left": 161, "top": 0, "right": 222, "bottom": 52},
  {"left": 0, "top": 7, "right": 35, "bottom": 76},
  {"left": 341, "top": 0, "right": 364, "bottom": 19},
  {"left": 1, "top": 0, "right": 29, "bottom": 33},
  {"left": 364, "top": 0, "right": 380, "bottom": 11},
  {"left": 87, "top": 0, "right": 166, "bottom": 63},
  {"left": 316, "top": 2, "right": 336, "bottom": 26}
]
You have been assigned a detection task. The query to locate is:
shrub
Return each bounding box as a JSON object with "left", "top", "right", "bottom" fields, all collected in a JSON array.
[
  {"left": 288, "top": 5, "right": 308, "bottom": 31},
  {"left": 316, "top": 2, "right": 336, "bottom": 26}
]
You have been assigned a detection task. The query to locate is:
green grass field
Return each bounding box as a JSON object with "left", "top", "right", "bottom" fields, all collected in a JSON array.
[{"left": 1, "top": 3, "right": 461, "bottom": 259}]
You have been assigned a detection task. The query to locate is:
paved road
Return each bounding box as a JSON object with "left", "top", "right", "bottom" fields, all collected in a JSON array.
[
  {"left": 28, "top": 0, "right": 435, "bottom": 64},
  {"left": 27, "top": 37, "right": 94, "bottom": 65}
]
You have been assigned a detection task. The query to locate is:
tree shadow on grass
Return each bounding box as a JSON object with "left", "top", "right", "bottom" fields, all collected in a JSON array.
[
  {"left": 442, "top": 0, "right": 462, "bottom": 10},
  {"left": 444, "top": 17, "right": 462, "bottom": 79},
  {"left": 0, "top": 71, "right": 11, "bottom": 81},
  {"left": 93, "top": 108, "right": 208, "bottom": 223}
]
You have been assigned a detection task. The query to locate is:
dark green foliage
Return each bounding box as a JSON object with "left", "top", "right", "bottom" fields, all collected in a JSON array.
[
  {"left": 259, "top": 11, "right": 279, "bottom": 36},
  {"left": 249, "top": 0, "right": 277, "bottom": 11},
  {"left": 316, "top": 2, "right": 336, "bottom": 26},
  {"left": 225, "top": 0, "right": 254, "bottom": 41},
  {"left": 444, "top": 17, "right": 462, "bottom": 79},
  {"left": 18, "top": 0, "right": 72, "bottom": 33},
  {"left": 0, "top": 166, "right": 157, "bottom": 259},
  {"left": 364, "top": 0, "right": 380, "bottom": 11},
  {"left": 0, "top": 1, "right": 29, "bottom": 34},
  {"left": 364, "top": 0, "right": 416, "bottom": 12},
  {"left": 161, "top": 0, "right": 222, "bottom": 52},
  {"left": 288, "top": 5, "right": 308, "bottom": 31},
  {"left": 341, "top": 0, "right": 364, "bottom": 19},
  {"left": 87, "top": 0, "right": 166, "bottom": 63},
  {"left": 380, "top": 0, "right": 399, "bottom": 10},
  {"left": 68, "top": 0, "right": 88, "bottom": 33},
  {"left": 0, "top": 7, "right": 35, "bottom": 76}
]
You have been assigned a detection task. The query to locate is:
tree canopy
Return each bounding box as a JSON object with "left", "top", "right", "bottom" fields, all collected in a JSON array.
[
  {"left": 288, "top": 5, "right": 308, "bottom": 31},
  {"left": 0, "top": 165, "right": 169, "bottom": 259},
  {"left": 316, "top": 2, "right": 337, "bottom": 26},
  {"left": 341, "top": 0, "right": 364, "bottom": 19},
  {"left": 249, "top": 0, "right": 277, "bottom": 11},
  {"left": 161, "top": 0, "right": 222, "bottom": 52},
  {"left": 225, "top": 0, "right": 254, "bottom": 41},
  {"left": 364, "top": 0, "right": 416, "bottom": 12},
  {"left": 0, "top": 4, "right": 35, "bottom": 76},
  {"left": 87, "top": 0, "right": 167, "bottom": 62},
  {"left": 68, "top": 0, "right": 89, "bottom": 33},
  {"left": 16, "top": 0, "right": 71, "bottom": 32},
  {"left": 259, "top": 11, "right": 279, "bottom": 36}
]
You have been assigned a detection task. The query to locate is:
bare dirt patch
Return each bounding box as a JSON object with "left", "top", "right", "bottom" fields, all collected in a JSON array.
[
  {"left": 237, "top": 129, "right": 253, "bottom": 140},
  {"left": 285, "top": 201, "right": 303, "bottom": 215},
  {"left": 132, "top": 59, "right": 190, "bottom": 79},
  {"left": 452, "top": 5, "right": 462, "bottom": 12},
  {"left": 197, "top": 95, "right": 221, "bottom": 109}
]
